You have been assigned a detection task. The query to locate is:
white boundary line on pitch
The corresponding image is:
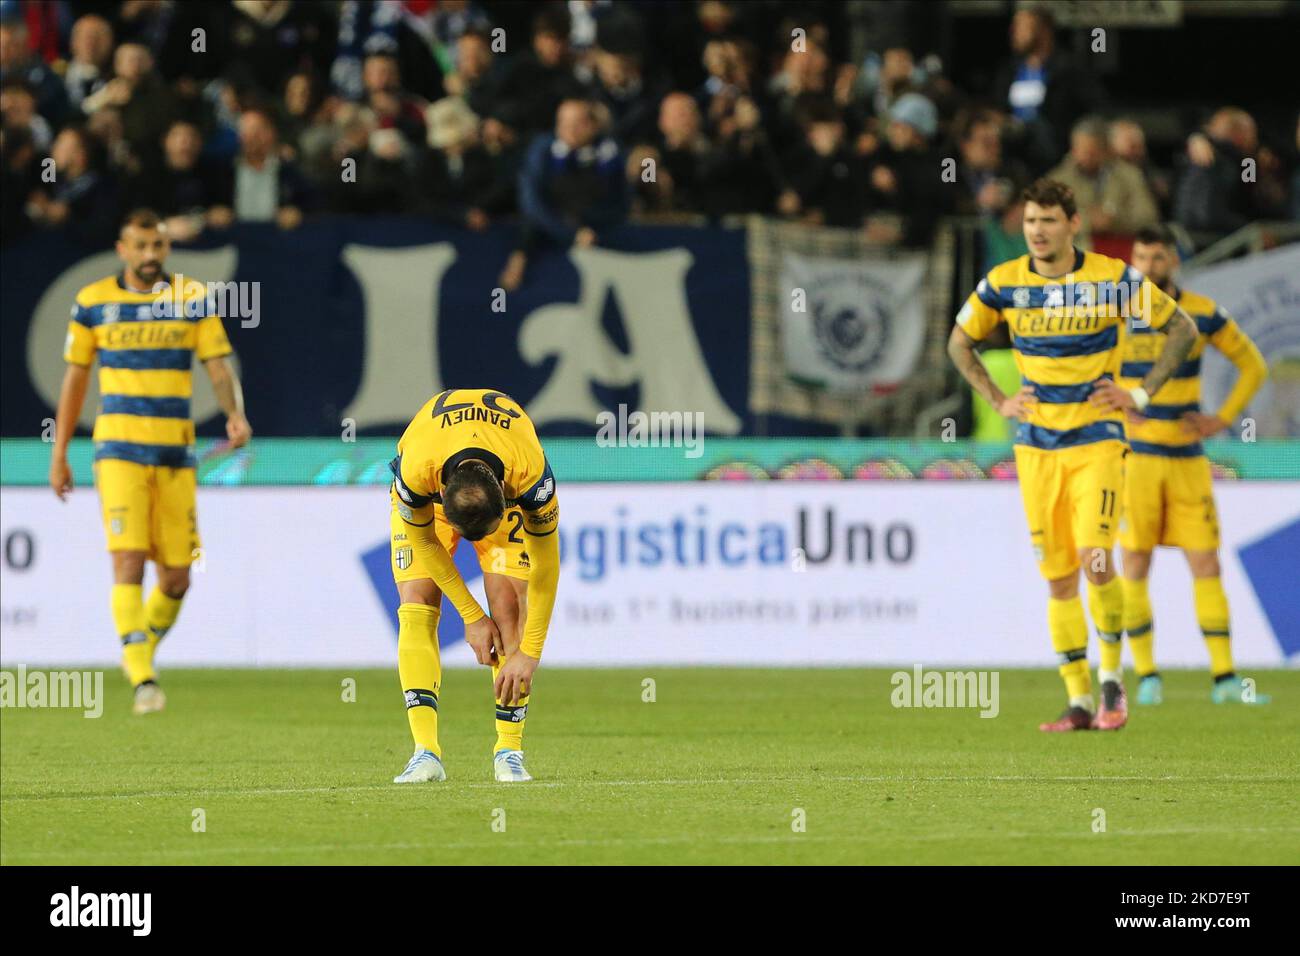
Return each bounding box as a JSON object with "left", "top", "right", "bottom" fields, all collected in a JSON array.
[
  {"left": 3, "top": 773, "right": 1298, "bottom": 803},
  {"left": 5, "top": 825, "right": 1300, "bottom": 864}
]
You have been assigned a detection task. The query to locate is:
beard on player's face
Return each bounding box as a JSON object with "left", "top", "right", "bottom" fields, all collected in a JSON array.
[{"left": 132, "top": 259, "right": 164, "bottom": 284}]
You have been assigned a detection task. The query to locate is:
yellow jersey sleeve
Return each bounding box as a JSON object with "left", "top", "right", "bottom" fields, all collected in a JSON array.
[
  {"left": 520, "top": 496, "right": 559, "bottom": 658},
  {"left": 64, "top": 301, "right": 97, "bottom": 367},
  {"left": 1209, "top": 311, "right": 1268, "bottom": 423},
  {"left": 195, "top": 314, "right": 233, "bottom": 362},
  {"left": 955, "top": 274, "right": 1004, "bottom": 342}
]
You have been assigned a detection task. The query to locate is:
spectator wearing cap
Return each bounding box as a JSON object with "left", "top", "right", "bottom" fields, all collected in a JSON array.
[
  {"left": 501, "top": 98, "right": 627, "bottom": 291},
  {"left": 991, "top": 7, "right": 1104, "bottom": 173},
  {"left": 1047, "top": 116, "right": 1158, "bottom": 244},
  {"left": 866, "top": 91, "right": 950, "bottom": 245},
  {"left": 418, "top": 96, "right": 508, "bottom": 229},
  {"left": 65, "top": 15, "right": 115, "bottom": 114},
  {"left": 0, "top": 16, "right": 67, "bottom": 124}
]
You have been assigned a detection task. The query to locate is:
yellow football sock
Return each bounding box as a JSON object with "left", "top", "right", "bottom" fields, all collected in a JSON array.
[
  {"left": 492, "top": 654, "right": 529, "bottom": 752},
  {"left": 111, "top": 583, "right": 154, "bottom": 686},
  {"left": 397, "top": 604, "right": 442, "bottom": 756},
  {"left": 145, "top": 587, "right": 183, "bottom": 658},
  {"left": 1049, "top": 595, "right": 1092, "bottom": 705},
  {"left": 1194, "top": 577, "right": 1234, "bottom": 678},
  {"left": 1121, "top": 577, "right": 1156, "bottom": 676},
  {"left": 1088, "top": 576, "right": 1125, "bottom": 679}
]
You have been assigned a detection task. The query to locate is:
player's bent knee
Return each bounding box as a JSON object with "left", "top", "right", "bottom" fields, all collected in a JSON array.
[
  {"left": 396, "top": 578, "right": 441, "bottom": 606},
  {"left": 111, "top": 550, "right": 147, "bottom": 584},
  {"left": 158, "top": 566, "right": 190, "bottom": 598},
  {"left": 1047, "top": 574, "right": 1079, "bottom": 600},
  {"left": 1078, "top": 547, "right": 1114, "bottom": 582},
  {"left": 1121, "top": 550, "right": 1152, "bottom": 580},
  {"left": 1186, "top": 549, "right": 1221, "bottom": 578}
]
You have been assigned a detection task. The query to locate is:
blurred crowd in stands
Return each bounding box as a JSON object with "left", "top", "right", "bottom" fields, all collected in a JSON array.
[{"left": 2, "top": 0, "right": 1297, "bottom": 285}]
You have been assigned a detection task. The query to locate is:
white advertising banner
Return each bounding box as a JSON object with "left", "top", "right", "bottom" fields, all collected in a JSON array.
[
  {"left": 1184, "top": 242, "right": 1300, "bottom": 438},
  {"left": 1, "top": 482, "right": 1296, "bottom": 668},
  {"left": 779, "top": 252, "right": 928, "bottom": 391}
]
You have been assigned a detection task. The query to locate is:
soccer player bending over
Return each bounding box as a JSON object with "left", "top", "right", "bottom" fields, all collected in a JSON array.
[
  {"left": 948, "top": 180, "right": 1197, "bottom": 732},
  {"left": 48, "top": 208, "right": 252, "bottom": 715},
  {"left": 388, "top": 389, "right": 559, "bottom": 783},
  {"left": 1116, "top": 226, "right": 1269, "bottom": 706}
]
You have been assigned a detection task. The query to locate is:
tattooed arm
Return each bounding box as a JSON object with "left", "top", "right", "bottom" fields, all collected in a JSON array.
[
  {"left": 1140, "top": 308, "right": 1198, "bottom": 397},
  {"left": 1091, "top": 308, "right": 1198, "bottom": 412}
]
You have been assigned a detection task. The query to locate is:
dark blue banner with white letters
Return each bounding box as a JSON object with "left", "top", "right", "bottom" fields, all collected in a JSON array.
[{"left": 1, "top": 218, "right": 753, "bottom": 439}]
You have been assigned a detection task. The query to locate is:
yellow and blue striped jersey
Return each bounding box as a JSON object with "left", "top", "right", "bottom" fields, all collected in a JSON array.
[
  {"left": 64, "top": 273, "right": 233, "bottom": 468},
  {"left": 1116, "top": 287, "right": 1266, "bottom": 457},
  {"left": 956, "top": 249, "right": 1178, "bottom": 450}
]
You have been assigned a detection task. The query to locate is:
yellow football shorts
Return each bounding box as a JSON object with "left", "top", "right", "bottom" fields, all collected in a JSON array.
[
  {"left": 1120, "top": 452, "right": 1219, "bottom": 552},
  {"left": 390, "top": 491, "right": 531, "bottom": 584},
  {"left": 1014, "top": 440, "right": 1126, "bottom": 580},
  {"left": 93, "top": 458, "right": 200, "bottom": 567}
]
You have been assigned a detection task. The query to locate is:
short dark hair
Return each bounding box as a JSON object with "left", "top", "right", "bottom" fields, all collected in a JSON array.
[
  {"left": 121, "top": 207, "right": 162, "bottom": 232},
  {"left": 533, "top": 6, "right": 571, "bottom": 39},
  {"left": 1133, "top": 224, "right": 1176, "bottom": 248},
  {"left": 443, "top": 461, "right": 506, "bottom": 541},
  {"left": 797, "top": 94, "right": 842, "bottom": 128},
  {"left": 1021, "top": 178, "right": 1077, "bottom": 218}
]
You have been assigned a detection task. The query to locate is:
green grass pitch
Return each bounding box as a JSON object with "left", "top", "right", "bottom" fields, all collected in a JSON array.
[{"left": 2, "top": 667, "right": 1296, "bottom": 865}]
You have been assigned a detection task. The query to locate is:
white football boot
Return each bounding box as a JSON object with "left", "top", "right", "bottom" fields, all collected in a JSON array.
[
  {"left": 393, "top": 749, "right": 447, "bottom": 784},
  {"left": 493, "top": 749, "right": 532, "bottom": 782},
  {"left": 132, "top": 682, "right": 166, "bottom": 715}
]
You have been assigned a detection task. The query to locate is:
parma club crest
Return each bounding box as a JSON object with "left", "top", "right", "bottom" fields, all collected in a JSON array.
[{"left": 394, "top": 545, "right": 413, "bottom": 571}]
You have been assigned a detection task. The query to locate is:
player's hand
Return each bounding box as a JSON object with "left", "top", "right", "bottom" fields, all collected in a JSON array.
[
  {"left": 1124, "top": 408, "right": 1148, "bottom": 426},
  {"left": 1089, "top": 379, "right": 1136, "bottom": 412},
  {"left": 465, "top": 616, "right": 505, "bottom": 666},
  {"left": 1182, "top": 411, "right": 1229, "bottom": 438},
  {"left": 225, "top": 414, "right": 252, "bottom": 449},
  {"left": 996, "top": 385, "right": 1037, "bottom": 420},
  {"left": 49, "top": 455, "right": 73, "bottom": 500},
  {"left": 494, "top": 650, "right": 538, "bottom": 706},
  {"left": 574, "top": 227, "right": 597, "bottom": 248}
]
